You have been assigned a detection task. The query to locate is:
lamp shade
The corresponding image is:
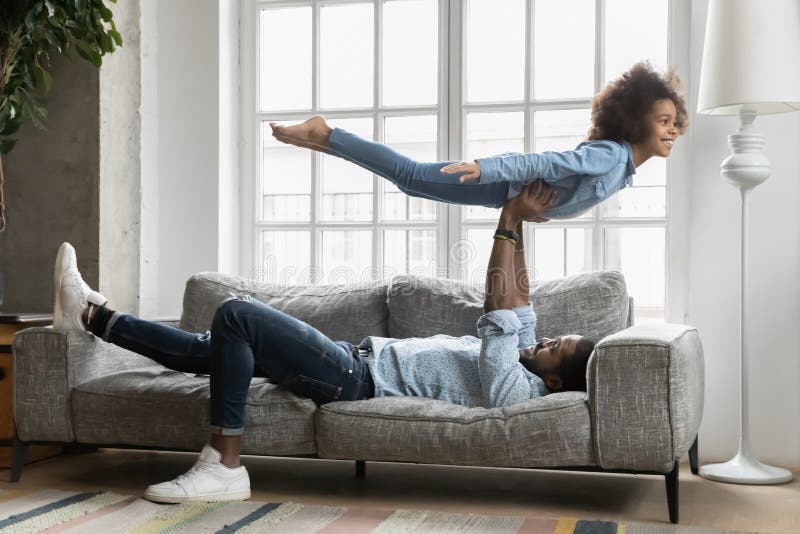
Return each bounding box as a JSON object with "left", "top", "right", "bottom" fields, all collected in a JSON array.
[{"left": 697, "top": 0, "right": 800, "bottom": 115}]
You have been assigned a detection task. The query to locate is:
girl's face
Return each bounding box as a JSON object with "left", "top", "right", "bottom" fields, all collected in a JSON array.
[{"left": 644, "top": 98, "right": 679, "bottom": 158}]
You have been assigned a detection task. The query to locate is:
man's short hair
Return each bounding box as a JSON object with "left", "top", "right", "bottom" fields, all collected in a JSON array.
[{"left": 557, "top": 337, "right": 596, "bottom": 392}]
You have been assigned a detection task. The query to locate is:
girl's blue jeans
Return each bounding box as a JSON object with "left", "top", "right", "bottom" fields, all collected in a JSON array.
[
  {"left": 328, "top": 127, "right": 511, "bottom": 208},
  {"left": 103, "top": 295, "right": 374, "bottom": 435}
]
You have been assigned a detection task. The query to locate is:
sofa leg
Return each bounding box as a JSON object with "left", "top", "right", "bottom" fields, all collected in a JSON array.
[
  {"left": 665, "top": 460, "right": 679, "bottom": 524},
  {"left": 10, "top": 437, "right": 27, "bottom": 482},
  {"left": 355, "top": 460, "right": 366, "bottom": 479},
  {"left": 689, "top": 435, "right": 699, "bottom": 475}
]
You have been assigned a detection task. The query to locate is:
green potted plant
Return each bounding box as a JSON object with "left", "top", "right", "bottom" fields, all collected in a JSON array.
[{"left": 0, "top": 0, "right": 122, "bottom": 233}]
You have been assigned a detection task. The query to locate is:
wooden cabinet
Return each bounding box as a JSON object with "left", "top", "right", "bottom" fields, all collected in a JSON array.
[{"left": 1, "top": 313, "right": 62, "bottom": 468}]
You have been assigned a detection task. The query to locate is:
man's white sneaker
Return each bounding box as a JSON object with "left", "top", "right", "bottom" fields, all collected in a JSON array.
[
  {"left": 143, "top": 444, "right": 251, "bottom": 504},
  {"left": 53, "top": 242, "right": 107, "bottom": 332}
]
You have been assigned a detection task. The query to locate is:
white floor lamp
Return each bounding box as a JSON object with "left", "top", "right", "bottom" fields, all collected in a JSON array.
[{"left": 696, "top": 0, "right": 800, "bottom": 484}]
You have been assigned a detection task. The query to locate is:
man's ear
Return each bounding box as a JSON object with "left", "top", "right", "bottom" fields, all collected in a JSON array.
[{"left": 544, "top": 376, "right": 562, "bottom": 392}]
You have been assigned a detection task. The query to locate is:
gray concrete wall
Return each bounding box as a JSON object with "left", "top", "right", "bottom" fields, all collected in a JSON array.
[
  {"left": 99, "top": 0, "right": 142, "bottom": 314},
  {"left": 0, "top": 2, "right": 141, "bottom": 315},
  {"left": 0, "top": 57, "right": 100, "bottom": 313}
]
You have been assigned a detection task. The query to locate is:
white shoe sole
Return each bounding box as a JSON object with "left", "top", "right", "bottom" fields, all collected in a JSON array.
[
  {"left": 143, "top": 489, "right": 251, "bottom": 504},
  {"left": 53, "top": 243, "right": 68, "bottom": 330}
]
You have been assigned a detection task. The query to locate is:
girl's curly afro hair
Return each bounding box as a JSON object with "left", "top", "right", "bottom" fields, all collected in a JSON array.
[{"left": 588, "top": 61, "right": 688, "bottom": 143}]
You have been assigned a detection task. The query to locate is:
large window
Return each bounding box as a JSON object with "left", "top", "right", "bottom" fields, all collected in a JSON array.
[{"left": 243, "top": 0, "right": 683, "bottom": 323}]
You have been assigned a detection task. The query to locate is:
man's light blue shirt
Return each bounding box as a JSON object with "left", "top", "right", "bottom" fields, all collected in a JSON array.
[
  {"left": 476, "top": 139, "right": 637, "bottom": 219},
  {"left": 362, "top": 304, "right": 547, "bottom": 408}
]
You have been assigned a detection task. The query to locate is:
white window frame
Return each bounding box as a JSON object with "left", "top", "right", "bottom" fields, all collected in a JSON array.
[
  {"left": 240, "top": 0, "right": 691, "bottom": 323},
  {"left": 242, "top": 0, "right": 450, "bottom": 285}
]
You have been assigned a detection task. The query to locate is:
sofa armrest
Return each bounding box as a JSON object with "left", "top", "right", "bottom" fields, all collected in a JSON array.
[
  {"left": 587, "top": 324, "right": 704, "bottom": 473},
  {"left": 12, "top": 327, "right": 158, "bottom": 442}
]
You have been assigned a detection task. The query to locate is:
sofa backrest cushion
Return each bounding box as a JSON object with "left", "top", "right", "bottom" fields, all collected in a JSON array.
[
  {"left": 387, "top": 271, "right": 629, "bottom": 342},
  {"left": 180, "top": 272, "right": 390, "bottom": 344}
]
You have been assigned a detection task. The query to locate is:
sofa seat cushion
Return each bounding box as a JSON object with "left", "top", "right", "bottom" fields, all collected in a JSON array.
[
  {"left": 72, "top": 367, "right": 317, "bottom": 455},
  {"left": 179, "top": 272, "right": 390, "bottom": 344},
  {"left": 315, "top": 392, "right": 594, "bottom": 468}
]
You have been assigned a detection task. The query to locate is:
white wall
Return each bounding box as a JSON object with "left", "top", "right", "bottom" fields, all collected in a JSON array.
[
  {"left": 219, "top": 1, "right": 241, "bottom": 277},
  {"left": 140, "top": 0, "right": 159, "bottom": 319},
  {"left": 689, "top": 0, "right": 800, "bottom": 466},
  {"left": 146, "top": 0, "right": 222, "bottom": 317}
]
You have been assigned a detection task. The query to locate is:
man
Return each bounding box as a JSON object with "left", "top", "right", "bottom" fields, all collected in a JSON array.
[{"left": 52, "top": 180, "right": 595, "bottom": 504}]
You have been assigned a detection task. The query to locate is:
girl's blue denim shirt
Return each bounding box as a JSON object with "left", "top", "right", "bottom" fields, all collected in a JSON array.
[{"left": 476, "top": 139, "right": 637, "bottom": 219}]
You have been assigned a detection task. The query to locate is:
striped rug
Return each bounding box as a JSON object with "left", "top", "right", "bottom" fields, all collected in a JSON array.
[{"left": 0, "top": 488, "right": 754, "bottom": 534}]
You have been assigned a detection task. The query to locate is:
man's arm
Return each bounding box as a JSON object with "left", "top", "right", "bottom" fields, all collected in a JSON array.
[
  {"left": 483, "top": 213, "right": 518, "bottom": 313},
  {"left": 484, "top": 180, "right": 557, "bottom": 313},
  {"left": 513, "top": 220, "right": 529, "bottom": 307}
]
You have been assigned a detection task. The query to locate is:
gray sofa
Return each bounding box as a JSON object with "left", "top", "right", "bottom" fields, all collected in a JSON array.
[{"left": 11, "top": 270, "right": 704, "bottom": 524}]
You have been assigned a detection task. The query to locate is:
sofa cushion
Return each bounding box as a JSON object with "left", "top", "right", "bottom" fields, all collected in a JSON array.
[
  {"left": 315, "top": 393, "right": 594, "bottom": 467},
  {"left": 387, "top": 271, "right": 628, "bottom": 342},
  {"left": 72, "top": 367, "right": 317, "bottom": 455},
  {"left": 179, "top": 272, "right": 390, "bottom": 344}
]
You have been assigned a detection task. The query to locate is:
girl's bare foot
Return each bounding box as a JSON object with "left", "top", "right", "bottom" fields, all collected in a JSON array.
[{"left": 270, "top": 115, "right": 332, "bottom": 152}]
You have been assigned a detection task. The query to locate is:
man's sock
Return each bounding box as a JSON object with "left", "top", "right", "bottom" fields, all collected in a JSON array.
[{"left": 87, "top": 305, "right": 116, "bottom": 338}]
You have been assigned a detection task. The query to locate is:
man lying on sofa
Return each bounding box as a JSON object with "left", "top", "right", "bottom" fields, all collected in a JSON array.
[{"left": 51, "top": 179, "right": 596, "bottom": 504}]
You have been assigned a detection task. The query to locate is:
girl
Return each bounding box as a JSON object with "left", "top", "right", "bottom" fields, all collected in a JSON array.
[{"left": 270, "top": 62, "right": 688, "bottom": 220}]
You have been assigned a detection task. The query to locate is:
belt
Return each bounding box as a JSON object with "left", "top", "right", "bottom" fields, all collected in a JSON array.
[{"left": 351, "top": 344, "right": 372, "bottom": 359}]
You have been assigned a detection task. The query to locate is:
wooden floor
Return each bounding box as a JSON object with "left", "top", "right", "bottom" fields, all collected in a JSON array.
[{"left": 2, "top": 448, "right": 799, "bottom": 532}]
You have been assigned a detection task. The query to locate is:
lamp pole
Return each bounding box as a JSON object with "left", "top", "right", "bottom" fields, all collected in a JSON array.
[{"left": 698, "top": 108, "right": 792, "bottom": 484}]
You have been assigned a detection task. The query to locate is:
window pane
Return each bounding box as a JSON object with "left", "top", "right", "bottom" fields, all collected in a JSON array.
[
  {"left": 321, "top": 230, "right": 373, "bottom": 284},
  {"left": 383, "top": 115, "right": 438, "bottom": 221},
  {"left": 633, "top": 155, "right": 666, "bottom": 187},
  {"left": 383, "top": 0, "right": 438, "bottom": 106},
  {"left": 321, "top": 118, "right": 374, "bottom": 221},
  {"left": 320, "top": 4, "right": 374, "bottom": 108},
  {"left": 464, "top": 228, "right": 494, "bottom": 284},
  {"left": 261, "top": 121, "right": 311, "bottom": 222},
  {"left": 464, "top": 111, "right": 524, "bottom": 220},
  {"left": 384, "top": 229, "right": 437, "bottom": 278},
  {"left": 604, "top": 227, "right": 665, "bottom": 323},
  {"left": 465, "top": 0, "right": 525, "bottom": 102},
  {"left": 260, "top": 230, "right": 311, "bottom": 285},
  {"left": 602, "top": 186, "right": 666, "bottom": 218},
  {"left": 533, "top": 227, "right": 564, "bottom": 281},
  {"left": 533, "top": 109, "right": 591, "bottom": 152},
  {"left": 605, "top": 0, "right": 668, "bottom": 83},
  {"left": 260, "top": 7, "right": 311, "bottom": 111},
  {"left": 533, "top": 0, "right": 595, "bottom": 100},
  {"left": 566, "top": 228, "right": 592, "bottom": 275}
]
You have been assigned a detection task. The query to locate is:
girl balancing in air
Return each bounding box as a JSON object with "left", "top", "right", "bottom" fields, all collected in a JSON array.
[{"left": 271, "top": 62, "right": 688, "bottom": 220}]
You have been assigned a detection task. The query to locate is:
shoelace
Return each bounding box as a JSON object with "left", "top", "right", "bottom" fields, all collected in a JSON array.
[
  {"left": 69, "top": 271, "right": 89, "bottom": 306},
  {"left": 172, "top": 462, "right": 216, "bottom": 485}
]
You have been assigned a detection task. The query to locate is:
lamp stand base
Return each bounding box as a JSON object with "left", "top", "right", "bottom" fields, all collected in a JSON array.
[{"left": 700, "top": 451, "right": 793, "bottom": 485}]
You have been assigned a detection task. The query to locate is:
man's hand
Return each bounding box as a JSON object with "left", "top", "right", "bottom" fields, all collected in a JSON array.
[
  {"left": 440, "top": 161, "right": 481, "bottom": 182},
  {"left": 500, "top": 180, "right": 558, "bottom": 225}
]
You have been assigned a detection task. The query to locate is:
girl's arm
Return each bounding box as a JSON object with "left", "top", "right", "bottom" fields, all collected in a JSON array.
[{"left": 442, "top": 140, "right": 624, "bottom": 185}]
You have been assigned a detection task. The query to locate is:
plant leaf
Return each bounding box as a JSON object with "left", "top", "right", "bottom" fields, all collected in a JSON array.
[
  {"left": 0, "top": 139, "right": 18, "bottom": 155},
  {"left": 33, "top": 65, "right": 53, "bottom": 94},
  {"left": 98, "top": 4, "right": 113, "bottom": 22},
  {"left": 24, "top": 8, "right": 37, "bottom": 30},
  {"left": 0, "top": 118, "right": 22, "bottom": 137},
  {"left": 109, "top": 28, "right": 122, "bottom": 46}
]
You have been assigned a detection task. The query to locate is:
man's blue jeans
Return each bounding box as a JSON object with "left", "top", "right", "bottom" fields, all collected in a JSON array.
[
  {"left": 328, "top": 127, "right": 510, "bottom": 208},
  {"left": 103, "top": 295, "right": 374, "bottom": 435}
]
